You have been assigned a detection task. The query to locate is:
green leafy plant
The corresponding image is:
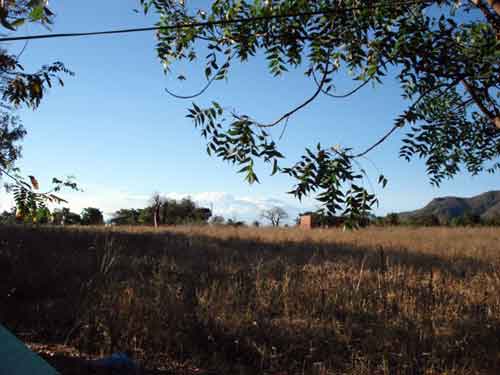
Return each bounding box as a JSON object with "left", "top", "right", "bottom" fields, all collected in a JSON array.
[
  {"left": 0, "top": 0, "right": 75, "bottom": 217},
  {"left": 0, "top": 0, "right": 54, "bottom": 29},
  {"left": 81, "top": 207, "right": 104, "bottom": 225},
  {"left": 2, "top": 169, "right": 80, "bottom": 223}
]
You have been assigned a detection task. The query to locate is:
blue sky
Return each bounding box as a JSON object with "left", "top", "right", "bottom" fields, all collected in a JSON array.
[{"left": 0, "top": 1, "right": 498, "bottom": 222}]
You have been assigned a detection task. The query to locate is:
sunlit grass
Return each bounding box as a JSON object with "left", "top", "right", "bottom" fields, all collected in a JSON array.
[{"left": 1, "top": 225, "right": 500, "bottom": 374}]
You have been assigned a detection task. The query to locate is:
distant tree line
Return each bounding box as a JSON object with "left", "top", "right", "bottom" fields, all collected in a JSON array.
[
  {"left": 110, "top": 195, "right": 212, "bottom": 227},
  {"left": 0, "top": 206, "right": 104, "bottom": 226},
  {"left": 296, "top": 211, "right": 500, "bottom": 228},
  {"left": 372, "top": 212, "right": 500, "bottom": 227},
  {"left": 0, "top": 194, "right": 213, "bottom": 227}
]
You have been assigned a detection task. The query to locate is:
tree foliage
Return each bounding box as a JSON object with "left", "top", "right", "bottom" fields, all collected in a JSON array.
[
  {"left": 0, "top": 0, "right": 72, "bottom": 112},
  {"left": 110, "top": 208, "right": 142, "bottom": 225},
  {"left": 385, "top": 212, "right": 401, "bottom": 226},
  {"left": 110, "top": 195, "right": 212, "bottom": 226},
  {"left": 81, "top": 207, "right": 104, "bottom": 225},
  {"left": 0, "top": 0, "right": 54, "bottom": 31},
  {"left": 210, "top": 214, "right": 226, "bottom": 225},
  {"left": 0, "top": 0, "right": 74, "bottom": 221},
  {"left": 143, "top": 0, "right": 500, "bottom": 226},
  {"left": 52, "top": 207, "right": 82, "bottom": 225},
  {"left": 0, "top": 113, "right": 25, "bottom": 171},
  {"left": 261, "top": 206, "right": 289, "bottom": 227},
  {"left": 0, "top": 207, "right": 16, "bottom": 224},
  {"left": 5, "top": 174, "right": 79, "bottom": 223}
]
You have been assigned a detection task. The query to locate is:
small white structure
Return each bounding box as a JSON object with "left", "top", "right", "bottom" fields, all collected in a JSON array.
[{"left": 0, "top": 325, "right": 59, "bottom": 375}]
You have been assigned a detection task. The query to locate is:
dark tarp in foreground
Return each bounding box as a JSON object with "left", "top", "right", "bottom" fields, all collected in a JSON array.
[{"left": 0, "top": 325, "right": 58, "bottom": 375}]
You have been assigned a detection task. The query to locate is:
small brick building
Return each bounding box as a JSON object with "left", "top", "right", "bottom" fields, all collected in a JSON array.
[
  {"left": 299, "top": 214, "right": 345, "bottom": 229},
  {"left": 299, "top": 214, "right": 314, "bottom": 229}
]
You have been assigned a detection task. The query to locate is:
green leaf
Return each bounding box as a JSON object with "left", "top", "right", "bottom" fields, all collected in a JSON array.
[
  {"left": 271, "top": 159, "right": 280, "bottom": 176},
  {"left": 1, "top": 18, "right": 16, "bottom": 31},
  {"left": 11, "top": 18, "right": 26, "bottom": 28},
  {"left": 29, "top": 6, "right": 45, "bottom": 22}
]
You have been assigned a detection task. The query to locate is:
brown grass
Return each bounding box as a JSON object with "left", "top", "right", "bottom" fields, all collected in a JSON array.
[{"left": 1, "top": 225, "right": 500, "bottom": 374}]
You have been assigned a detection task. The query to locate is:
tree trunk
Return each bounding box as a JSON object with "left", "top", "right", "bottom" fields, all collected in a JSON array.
[
  {"left": 153, "top": 206, "right": 160, "bottom": 228},
  {"left": 461, "top": 79, "right": 500, "bottom": 129},
  {"left": 473, "top": 0, "right": 500, "bottom": 39}
]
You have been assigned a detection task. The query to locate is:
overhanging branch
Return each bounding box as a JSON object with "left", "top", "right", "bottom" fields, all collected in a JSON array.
[
  {"left": 312, "top": 70, "right": 374, "bottom": 99},
  {"left": 351, "top": 124, "right": 400, "bottom": 158},
  {"left": 164, "top": 52, "right": 235, "bottom": 99},
  {"left": 352, "top": 79, "right": 464, "bottom": 158},
  {"left": 470, "top": 0, "right": 500, "bottom": 32},
  {"left": 461, "top": 79, "right": 500, "bottom": 129},
  {"left": 232, "top": 60, "right": 331, "bottom": 128}
]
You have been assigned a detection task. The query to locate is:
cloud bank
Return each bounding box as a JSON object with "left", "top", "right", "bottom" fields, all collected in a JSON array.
[{"left": 164, "top": 191, "right": 303, "bottom": 223}]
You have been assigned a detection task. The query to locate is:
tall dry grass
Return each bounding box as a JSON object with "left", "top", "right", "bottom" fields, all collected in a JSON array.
[{"left": 1, "top": 225, "right": 500, "bottom": 374}]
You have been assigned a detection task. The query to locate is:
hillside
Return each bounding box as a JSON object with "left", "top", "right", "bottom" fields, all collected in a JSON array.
[{"left": 400, "top": 191, "right": 500, "bottom": 223}]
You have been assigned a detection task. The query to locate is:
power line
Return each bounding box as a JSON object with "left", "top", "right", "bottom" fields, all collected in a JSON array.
[{"left": 0, "top": 0, "right": 428, "bottom": 43}]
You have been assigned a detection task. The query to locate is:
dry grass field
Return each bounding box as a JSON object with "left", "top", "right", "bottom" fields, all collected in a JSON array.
[{"left": 1, "top": 225, "right": 500, "bottom": 374}]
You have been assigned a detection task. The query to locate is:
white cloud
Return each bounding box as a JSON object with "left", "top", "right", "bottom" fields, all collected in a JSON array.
[
  {"left": 0, "top": 193, "right": 14, "bottom": 213},
  {"left": 163, "top": 191, "right": 304, "bottom": 223}
]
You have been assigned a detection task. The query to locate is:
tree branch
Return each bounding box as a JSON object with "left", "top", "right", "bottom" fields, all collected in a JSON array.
[
  {"left": 461, "top": 78, "right": 500, "bottom": 129},
  {"left": 164, "top": 52, "right": 235, "bottom": 99},
  {"left": 0, "top": 166, "right": 24, "bottom": 187},
  {"left": 0, "top": 166, "right": 67, "bottom": 199},
  {"left": 469, "top": 0, "right": 500, "bottom": 35},
  {"left": 351, "top": 124, "right": 400, "bottom": 158},
  {"left": 486, "top": 0, "right": 500, "bottom": 16},
  {"left": 352, "top": 79, "right": 463, "bottom": 158},
  {"left": 233, "top": 61, "right": 331, "bottom": 128},
  {"left": 0, "top": 0, "right": 431, "bottom": 43},
  {"left": 312, "top": 70, "right": 374, "bottom": 99}
]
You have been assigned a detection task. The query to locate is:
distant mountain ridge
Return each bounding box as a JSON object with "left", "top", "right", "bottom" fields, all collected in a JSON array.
[{"left": 399, "top": 191, "right": 500, "bottom": 223}]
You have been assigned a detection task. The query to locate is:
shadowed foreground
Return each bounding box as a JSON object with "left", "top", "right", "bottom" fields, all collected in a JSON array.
[{"left": 1, "top": 225, "right": 500, "bottom": 374}]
